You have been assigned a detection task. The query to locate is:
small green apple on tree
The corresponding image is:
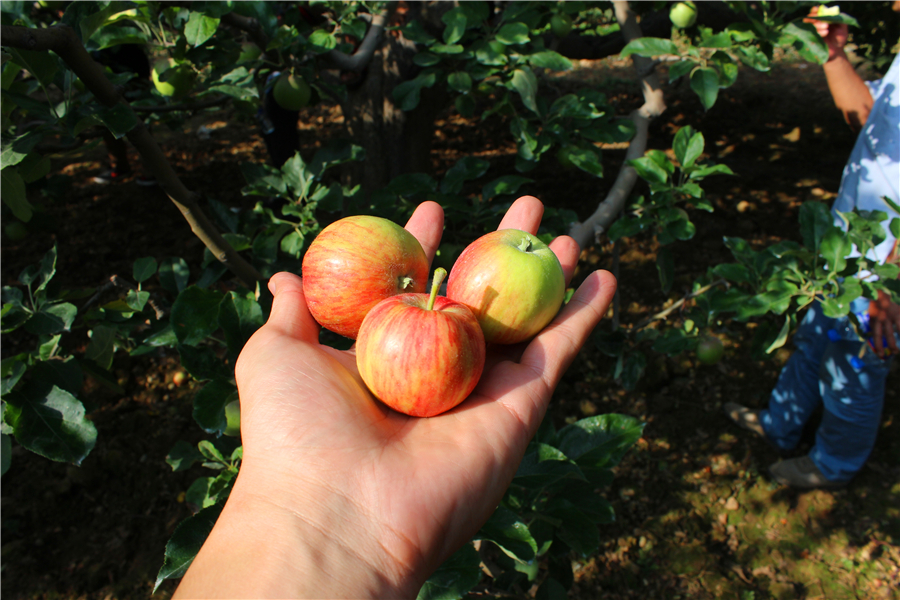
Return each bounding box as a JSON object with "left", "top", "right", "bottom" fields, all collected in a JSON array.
[
  {"left": 356, "top": 268, "right": 485, "bottom": 417},
  {"left": 448, "top": 229, "right": 565, "bottom": 345},
  {"left": 151, "top": 58, "right": 195, "bottom": 99},
  {"left": 696, "top": 335, "right": 724, "bottom": 365},
  {"left": 273, "top": 72, "right": 312, "bottom": 111},
  {"left": 669, "top": 1, "right": 697, "bottom": 28},
  {"left": 301, "top": 215, "right": 429, "bottom": 339}
]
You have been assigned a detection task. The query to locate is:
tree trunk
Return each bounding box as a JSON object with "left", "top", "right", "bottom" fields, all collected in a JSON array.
[{"left": 340, "top": 4, "right": 450, "bottom": 196}]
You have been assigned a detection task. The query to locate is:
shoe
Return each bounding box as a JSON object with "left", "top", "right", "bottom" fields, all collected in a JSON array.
[
  {"left": 769, "top": 456, "right": 845, "bottom": 490},
  {"left": 92, "top": 168, "right": 128, "bottom": 184},
  {"left": 724, "top": 402, "right": 766, "bottom": 438}
]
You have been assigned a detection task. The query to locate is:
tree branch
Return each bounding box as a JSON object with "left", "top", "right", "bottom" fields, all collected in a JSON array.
[
  {"left": 323, "top": 8, "right": 393, "bottom": 72},
  {"left": 568, "top": 0, "right": 666, "bottom": 251},
  {"left": 1, "top": 24, "right": 265, "bottom": 291}
]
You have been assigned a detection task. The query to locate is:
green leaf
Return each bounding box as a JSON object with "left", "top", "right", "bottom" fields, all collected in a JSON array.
[
  {"left": 482, "top": 175, "right": 532, "bottom": 201},
  {"left": 478, "top": 506, "right": 538, "bottom": 561},
  {"left": 218, "top": 289, "right": 264, "bottom": 358},
  {"left": 621, "top": 37, "right": 679, "bottom": 58},
  {"left": 1, "top": 359, "right": 27, "bottom": 396},
  {"left": 799, "top": 201, "right": 833, "bottom": 253},
  {"left": 126, "top": 289, "right": 150, "bottom": 312},
  {"left": 510, "top": 68, "right": 538, "bottom": 114},
  {"left": 656, "top": 247, "right": 674, "bottom": 293},
  {"left": 514, "top": 443, "right": 585, "bottom": 488},
  {"left": 735, "top": 45, "right": 770, "bottom": 71},
  {"left": 184, "top": 11, "right": 220, "bottom": 47},
  {"left": 765, "top": 316, "right": 791, "bottom": 354},
  {"left": 1, "top": 132, "right": 42, "bottom": 170},
  {"left": 7, "top": 48, "right": 58, "bottom": 87},
  {"left": 700, "top": 32, "right": 732, "bottom": 49},
  {"left": 549, "top": 504, "right": 600, "bottom": 557},
  {"left": 629, "top": 156, "right": 668, "bottom": 185},
  {"left": 1, "top": 167, "right": 32, "bottom": 222},
  {"left": 154, "top": 503, "right": 224, "bottom": 592},
  {"left": 784, "top": 21, "right": 828, "bottom": 64},
  {"left": 819, "top": 227, "right": 850, "bottom": 273},
  {"left": 160, "top": 257, "right": 191, "bottom": 294},
  {"left": 177, "top": 344, "right": 230, "bottom": 382},
  {"left": 133, "top": 257, "right": 158, "bottom": 284},
  {"left": 528, "top": 50, "right": 572, "bottom": 71},
  {"left": 95, "top": 103, "right": 139, "bottom": 139},
  {"left": 4, "top": 386, "right": 96, "bottom": 465},
  {"left": 440, "top": 156, "right": 490, "bottom": 195},
  {"left": 690, "top": 67, "right": 719, "bottom": 111},
  {"left": 308, "top": 29, "right": 337, "bottom": 52},
  {"left": 416, "top": 543, "right": 481, "bottom": 600},
  {"left": 192, "top": 379, "right": 237, "bottom": 436},
  {"left": 668, "top": 59, "right": 696, "bottom": 82},
  {"left": 29, "top": 358, "right": 83, "bottom": 397},
  {"left": 25, "top": 302, "right": 77, "bottom": 336},
  {"left": 85, "top": 325, "right": 117, "bottom": 370},
  {"left": 442, "top": 70, "right": 471, "bottom": 95},
  {"left": 170, "top": 286, "right": 224, "bottom": 346},
  {"left": 413, "top": 52, "right": 441, "bottom": 67},
  {"left": 166, "top": 439, "right": 204, "bottom": 472},
  {"left": 674, "top": 127, "right": 704, "bottom": 169},
  {"left": 557, "top": 414, "right": 645, "bottom": 469},
  {"left": 441, "top": 7, "right": 467, "bottom": 45},
  {"left": 496, "top": 22, "right": 530, "bottom": 45},
  {"left": 536, "top": 577, "right": 568, "bottom": 600}
]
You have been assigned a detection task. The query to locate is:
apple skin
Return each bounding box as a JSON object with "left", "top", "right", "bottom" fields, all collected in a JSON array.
[
  {"left": 152, "top": 59, "right": 195, "bottom": 99},
  {"left": 273, "top": 73, "right": 311, "bottom": 111},
  {"left": 302, "top": 215, "right": 429, "bottom": 339},
  {"left": 696, "top": 335, "right": 724, "bottom": 365},
  {"left": 447, "top": 229, "right": 565, "bottom": 345},
  {"left": 356, "top": 293, "right": 485, "bottom": 418},
  {"left": 669, "top": 2, "right": 697, "bottom": 28}
]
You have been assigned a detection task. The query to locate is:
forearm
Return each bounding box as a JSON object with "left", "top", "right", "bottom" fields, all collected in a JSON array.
[
  {"left": 823, "top": 49, "right": 873, "bottom": 131},
  {"left": 173, "top": 464, "right": 418, "bottom": 600}
]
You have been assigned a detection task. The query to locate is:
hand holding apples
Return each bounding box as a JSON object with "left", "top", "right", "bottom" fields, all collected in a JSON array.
[{"left": 356, "top": 268, "right": 485, "bottom": 417}]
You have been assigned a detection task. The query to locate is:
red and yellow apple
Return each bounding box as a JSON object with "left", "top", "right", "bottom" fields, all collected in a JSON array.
[
  {"left": 356, "top": 268, "right": 485, "bottom": 417},
  {"left": 301, "top": 215, "right": 429, "bottom": 339},
  {"left": 447, "top": 229, "right": 565, "bottom": 345}
]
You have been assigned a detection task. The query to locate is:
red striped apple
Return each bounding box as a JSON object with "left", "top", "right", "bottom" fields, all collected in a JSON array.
[
  {"left": 302, "top": 215, "right": 429, "bottom": 339},
  {"left": 448, "top": 229, "right": 565, "bottom": 344},
  {"left": 356, "top": 268, "right": 485, "bottom": 417}
]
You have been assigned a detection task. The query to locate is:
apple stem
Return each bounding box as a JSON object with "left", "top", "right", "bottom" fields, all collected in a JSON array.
[
  {"left": 517, "top": 236, "right": 533, "bottom": 252},
  {"left": 426, "top": 268, "right": 447, "bottom": 311}
]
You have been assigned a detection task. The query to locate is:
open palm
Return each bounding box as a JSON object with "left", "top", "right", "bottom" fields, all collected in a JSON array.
[{"left": 178, "top": 197, "right": 617, "bottom": 599}]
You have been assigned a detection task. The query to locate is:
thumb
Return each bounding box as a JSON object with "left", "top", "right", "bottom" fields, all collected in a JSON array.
[{"left": 264, "top": 272, "right": 321, "bottom": 343}]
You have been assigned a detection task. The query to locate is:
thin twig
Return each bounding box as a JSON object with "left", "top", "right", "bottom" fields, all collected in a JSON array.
[{"left": 631, "top": 278, "right": 727, "bottom": 332}]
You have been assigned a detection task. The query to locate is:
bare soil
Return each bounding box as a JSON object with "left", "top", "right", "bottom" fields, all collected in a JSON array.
[{"left": 2, "top": 56, "right": 898, "bottom": 600}]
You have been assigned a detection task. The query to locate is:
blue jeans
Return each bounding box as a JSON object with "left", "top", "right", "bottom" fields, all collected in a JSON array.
[{"left": 760, "top": 298, "right": 895, "bottom": 483}]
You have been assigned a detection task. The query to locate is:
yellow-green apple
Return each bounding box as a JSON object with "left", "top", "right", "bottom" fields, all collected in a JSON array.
[
  {"left": 696, "top": 335, "right": 724, "bottom": 365},
  {"left": 447, "top": 229, "right": 565, "bottom": 344},
  {"left": 301, "top": 215, "right": 429, "bottom": 339},
  {"left": 237, "top": 41, "right": 262, "bottom": 64},
  {"left": 151, "top": 59, "right": 195, "bottom": 99},
  {"left": 669, "top": 1, "right": 697, "bottom": 28},
  {"left": 273, "top": 72, "right": 311, "bottom": 111},
  {"left": 550, "top": 13, "right": 573, "bottom": 38},
  {"left": 356, "top": 268, "right": 485, "bottom": 417}
]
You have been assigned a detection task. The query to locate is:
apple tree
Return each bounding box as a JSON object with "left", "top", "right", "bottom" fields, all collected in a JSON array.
[{"left": 2, "top": 1, "right": 898, "bottom": 597}]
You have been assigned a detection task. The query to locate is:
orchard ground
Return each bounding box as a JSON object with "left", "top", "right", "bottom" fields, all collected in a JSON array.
[{"left": 2, "top": 55, "right": 899, "bottom": 600}]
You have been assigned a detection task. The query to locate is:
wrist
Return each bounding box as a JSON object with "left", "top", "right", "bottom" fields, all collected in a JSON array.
[{"left": 175, "top": 460, "right": 422, "bottom": 599}]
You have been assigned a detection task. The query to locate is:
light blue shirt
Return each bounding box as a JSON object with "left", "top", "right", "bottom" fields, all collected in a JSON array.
[{"left": 832, "top": 53, "right": 900, "bottom": 269}]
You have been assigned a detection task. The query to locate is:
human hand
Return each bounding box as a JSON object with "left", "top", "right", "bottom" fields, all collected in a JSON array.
[
  {"left": 805, "top": 5, "right": 849, "bottom": 61},
  {"left": 868, "top": 289, "right": 900, "bottom": 357},
  {"left": 174, "top": 196, "right": 617, "bottom": 599}
]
